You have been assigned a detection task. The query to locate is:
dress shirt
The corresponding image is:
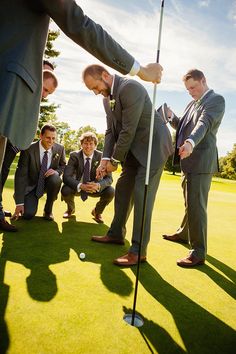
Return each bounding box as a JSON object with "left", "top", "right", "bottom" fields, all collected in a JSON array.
[
  {"left": 39, "top": 142, "right": 52, "bottom": 169},
  {"left": 77, "top": 153, "right": 94, "bottom": 192}
]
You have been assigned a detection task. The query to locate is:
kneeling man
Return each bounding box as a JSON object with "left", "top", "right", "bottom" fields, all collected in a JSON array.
[
  {"left": 61, "top": 132, "right": 114, "bottom": 223},
  {"left": 13, "top": 124, "right": 66, "bottom": 221}
]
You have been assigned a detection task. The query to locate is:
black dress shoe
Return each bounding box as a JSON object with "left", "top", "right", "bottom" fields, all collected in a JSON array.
[
  {"left": 0, "top": 219, "right": 18, "bottom": 232},
  {"left": 162, "top": 233, "right": 188, "bottom": 244},
  {"left": 43, "top": 212, "right": 54, "bottom": 221},
  {"left": 4, "top": 210, "right": 12, "bottom": 217}
]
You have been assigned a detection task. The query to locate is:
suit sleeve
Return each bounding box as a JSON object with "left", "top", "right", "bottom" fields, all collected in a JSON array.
[
  {"left": 40, "top": 0, "right": 134, "bottom": 74},
  {"left": 97, "top": 173, "right": 113, "bottom": 192},
  {"left": 188, "top": 95, "right": 225, "bottom": 146},
  {"left": 112, "top": 82, "right": 146, "bottom": 162},
  {"left": 63, "top": 152, "right": 80, "bottom": 191},
  {"left": 14, "top": 150, "right": 30, "bottom": 204}
]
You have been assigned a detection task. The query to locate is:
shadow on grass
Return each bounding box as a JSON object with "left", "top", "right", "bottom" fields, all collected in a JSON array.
[
  {"left": 125, "top": 263, "right": 236, "bottom": 354},
  {"left": 0, "top": 216, "right": 132, "bottom": 353}
]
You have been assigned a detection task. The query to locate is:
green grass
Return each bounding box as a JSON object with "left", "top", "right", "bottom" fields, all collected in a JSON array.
[{"left": 0, "top": 169, "right": 236, "bottom": 354}]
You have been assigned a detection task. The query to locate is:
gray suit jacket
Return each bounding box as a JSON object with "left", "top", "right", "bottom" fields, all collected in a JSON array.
[
  {"left": 14, "top": 140, "right": 66, "bottom": 204},
  {"left": 63, "top": 150, "right": 113, "bottom": 192},
  {"left": 102, "top": 75, "right": 173, "bottom": 169},
  {"left": 171, "top": 90, "right": 225, "bottom": 173},
  {"left": 0, "top": 0, "right": 134, "bottom": 150}
]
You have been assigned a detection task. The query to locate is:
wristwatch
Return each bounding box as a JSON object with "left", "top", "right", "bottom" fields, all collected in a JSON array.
[{"left": 110, "top": 158, "right": 119, "bottom": 167}]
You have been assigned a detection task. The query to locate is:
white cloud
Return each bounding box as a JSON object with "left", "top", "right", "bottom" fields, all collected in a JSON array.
[
  {"left": 48, "top": 0, "right": 235, "bottom": 155},
  {"left": 198, "top": 0, "right": 211, "bottom": 8},
  {"left": 228, "top": 1, "right": 236, "bottom": 26}
]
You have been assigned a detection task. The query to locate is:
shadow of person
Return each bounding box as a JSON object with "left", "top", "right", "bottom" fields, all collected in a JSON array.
[
  {"left": 0, "top": 217, "right": 70, "bottom": 302},
  {"left": 61, "top": 219, "right": 133, "bottom": 296},
  {"left": 123, "top": 306, "right": 186, "bottom": 354},
  {"left": 129, "top": 263, "right": 236, "bottom": 354},
  {"left": 0, "top": 258, "right": 10, "bottom": 354},
  {"left": 197, "top": 254, "right": 236, "bottom": 300}
]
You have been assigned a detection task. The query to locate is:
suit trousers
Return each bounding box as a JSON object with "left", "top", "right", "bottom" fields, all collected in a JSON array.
[
  {"left": 107, "top": 153, "right": 164, "bottom": 256},
  {"left": 23, "top": 174, "right": 62, "bottom": 219},
  {"left": 177, "top": 172, "right": 212, "bottom": 259},
  {"left": 61, "top": 185, "right": 114, "bottom": 214}
]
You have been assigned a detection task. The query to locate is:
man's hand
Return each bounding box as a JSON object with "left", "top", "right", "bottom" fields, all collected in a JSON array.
[
  {"left": 96, "top": 160, "right": 108, "bottom": 179},
  {"left": 179, "top": 141, "right": 193, "bottom": 160},
  {"left": 11, "top": 205, "right": 24, "bottom": 221},
  {"left": 45, "top": 169, "right": 56, "bottom": 177},
  {"left": 137, "top": 63, "right": 163, "bottom": 83},
  {"left": 106, "top": 161, "right": 118, "bottom": 173},
  {"left": 81, "top": 182, "right": 99, "bottom": 194}
]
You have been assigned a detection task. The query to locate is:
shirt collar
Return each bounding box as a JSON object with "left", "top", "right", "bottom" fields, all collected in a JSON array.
[
  {"left": 83, "top": 152, "right": 94, "bottom": 161},
  {"left": 39, "top": 141, "right": 52, "bottom": 155}
]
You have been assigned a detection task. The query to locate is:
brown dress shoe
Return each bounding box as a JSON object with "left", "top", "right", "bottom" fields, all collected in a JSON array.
[
  {"left": 91, "top": 235, "right": 124, "bottom": 245},
  {"left": 162, "top": 233, "right": 188, "bottom": 244},
  {"left": 113, "top": 252, "right": 147, "bottom": 267},
  {"left": 63, "top": 210, "right": 75, "bottom": 219},
  {"left": 43, "top": 212, "right": 54, "bottom": 221},
  {"left": 177, "top": 253, "right": 205, "bottom": 267},
  {"left": 91, "top": 208, "right": 104, "bottom": 223},
  {"left": 0, "top": 219, "right": 18, "bottom": 232}
]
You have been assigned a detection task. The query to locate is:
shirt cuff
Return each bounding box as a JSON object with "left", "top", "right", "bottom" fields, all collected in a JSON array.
[
  {"left": 77, "top": 183, "right": 82, "bottom": 192},
  {"left": 185, "top": 139, "right": 195, "bottom": 148},
  {"left": 16, "top": 203, "right": 24, "bottom": 207},
  {"left": 129, "top": 60, "right": 140, "bottom": 76},
  {"left": 102, "top": 157, "right": 110, "bottom": 161}
]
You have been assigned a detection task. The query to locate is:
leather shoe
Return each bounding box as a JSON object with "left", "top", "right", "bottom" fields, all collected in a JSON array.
[
  {"left": 163, "top": 233, "right": 188, "bottom": 244},
  {"left": 91, "top": 208, "right": 104, "bottom": 223},
  {"left": 63, "top": 209, "right": 75, "bottom": 219},
  {"left": 4, "top": 210, "right": 12, "bottom": 218},
  {"left": 91, "top": 235, "right": 124, "bottom": 245},
  {"left": 177, "top": 253, "right": 205, "bottom": 267},
  {"left": 113, "top": 252, "right": 147, "bottom": 267},
  {"left": 0, "top": 219, "right": 17, "bottom": 232},
  {"left": 43, "top": 212, "right": 54, "bottom": 221}
]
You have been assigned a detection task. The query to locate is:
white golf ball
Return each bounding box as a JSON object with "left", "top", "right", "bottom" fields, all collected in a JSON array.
[{"left": 79, "top": 252, "right": 86, "bottom": 260}]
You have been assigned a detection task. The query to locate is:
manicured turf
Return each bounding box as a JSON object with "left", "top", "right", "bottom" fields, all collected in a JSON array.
[{"left": 0, "top": 166, "right": 236, "bottom": 354}]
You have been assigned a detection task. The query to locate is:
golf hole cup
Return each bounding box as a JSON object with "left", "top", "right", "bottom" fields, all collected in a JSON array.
[{"left": 79, "top": 252, "right": 86, "bottom": 260}]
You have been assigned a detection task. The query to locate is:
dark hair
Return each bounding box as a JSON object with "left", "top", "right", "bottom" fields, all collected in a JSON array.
[
  {"left": 82, "top": 64, "right": 109, "bottom": 81},
  {"left": 79, "top": 131, "right": 98, "bottom": 145},
  {"left": 41, "top": 124, "right": 56, "bottom": 135},
  {"left": 43, "top": 60, "right": 54, "bottom": 71},
  {"left": 183, "top": 69, "right": 205, "bottom": 82}
]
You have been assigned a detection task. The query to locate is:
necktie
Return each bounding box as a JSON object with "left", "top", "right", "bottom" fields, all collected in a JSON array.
[
  {"left": 36, "top": 151, "right": 48, "bottom": 198},
  {"left": 81, "top": 157, "right": 90, "bottom": 201}
]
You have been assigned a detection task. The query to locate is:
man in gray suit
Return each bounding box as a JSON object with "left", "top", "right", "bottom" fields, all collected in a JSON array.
[
  {"left": 0, "top": 0, "right": 163, "bottom": 168},
  {"left": 162, "top": 69, "right": 225, "bottom": 267},
  {"left": 13, "top": 124, "right": 66, "bottom": 222},
  {"left": 61, "top": 132, "right": 114, "bottom": 223},
  {"left": 83, "top": 64, "right": 173, "bottom": 266}
]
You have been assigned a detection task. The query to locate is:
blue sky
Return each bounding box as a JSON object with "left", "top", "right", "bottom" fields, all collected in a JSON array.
[{"left": 50, "top": 0, "right": 236, "bottom": 156}]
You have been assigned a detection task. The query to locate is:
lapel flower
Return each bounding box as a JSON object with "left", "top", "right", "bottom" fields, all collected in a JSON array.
[
  {"left": 93, "top": 161, "right": 99, "bottom": 168},
  {"left": 109, "top": 95, "right": 116, "bottom": 111},
  {"left": 53, "top": 153, "right": 59, "bottom": 160}
]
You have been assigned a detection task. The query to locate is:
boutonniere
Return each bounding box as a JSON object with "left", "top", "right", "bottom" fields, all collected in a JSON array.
[
  {"left": 109, "top": 95, "right": 116, "bottom": 111},
  {"left": 53, "top": 153, "right": 59, "bottom": 160},
  {"left": 194, "top": 99, "right": 201, "bottom": 109},
  {"left": 93, "top": 161, "right": 99, "bottom": 168}
]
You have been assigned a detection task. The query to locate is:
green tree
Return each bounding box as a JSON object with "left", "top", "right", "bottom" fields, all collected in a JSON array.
[{"left": 218, "top": 144, "right": 236, "bottom": 180}]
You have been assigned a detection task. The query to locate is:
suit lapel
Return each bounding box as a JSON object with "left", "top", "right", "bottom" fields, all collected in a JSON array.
[{"left": 34, "top": 141, "right": 41, "bottom": 171}]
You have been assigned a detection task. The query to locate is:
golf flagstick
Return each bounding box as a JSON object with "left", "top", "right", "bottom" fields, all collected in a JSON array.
[{"left": 124, "top": 0, "right": 165, "bottom": 328}]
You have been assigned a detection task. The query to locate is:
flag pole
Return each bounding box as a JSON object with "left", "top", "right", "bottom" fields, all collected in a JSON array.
[{"left": 124, "top": 0, "right": 165, "bottom": 327}]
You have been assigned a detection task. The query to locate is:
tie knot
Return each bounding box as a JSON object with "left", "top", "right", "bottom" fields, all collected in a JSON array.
[
  {"left": 44, "top": 150, "right": 48, "bottom": 155},
  {"left": 86, "top": 157, "right": 90, "bottom": 162}
]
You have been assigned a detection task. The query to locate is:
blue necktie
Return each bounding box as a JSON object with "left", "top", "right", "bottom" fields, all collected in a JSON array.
[
  {"left": 81, "top": 157, "right": 90, "bottom": 201},
  {"left": 36, "top": 151, "right": 48, "bottom": 198}
]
